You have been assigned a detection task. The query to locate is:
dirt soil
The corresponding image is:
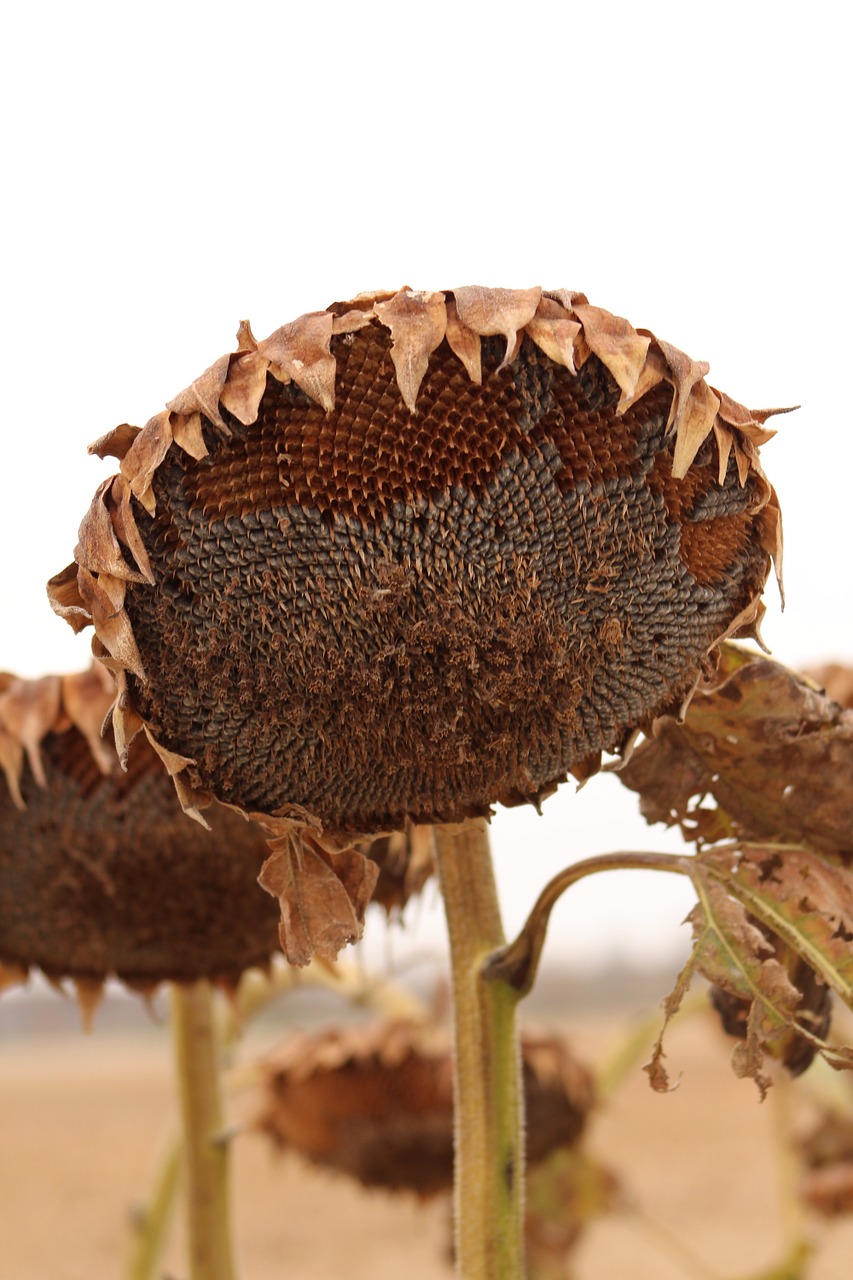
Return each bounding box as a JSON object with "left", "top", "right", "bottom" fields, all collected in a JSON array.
[{"left": 2, "top": 992, "right": 852, "bottom": 1280}]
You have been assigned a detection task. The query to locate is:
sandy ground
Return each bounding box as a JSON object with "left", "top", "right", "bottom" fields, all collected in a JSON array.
[{"left": 2, "top": 988, "right": 853, "bottom": 1280}]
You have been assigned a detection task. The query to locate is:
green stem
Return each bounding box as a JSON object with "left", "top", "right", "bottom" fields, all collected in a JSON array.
[
  {"left": 485, "top": 850, "right": 691, "bottom": 995},
  {"left": 434, "top": 821, "right": 524, "bottom": 1280},
  {"left": 124, "top": 1135, "right": 181, "bottom": 1280},
  {"left": 171, "top": 981, "right": 236, "bottom": 1280}
]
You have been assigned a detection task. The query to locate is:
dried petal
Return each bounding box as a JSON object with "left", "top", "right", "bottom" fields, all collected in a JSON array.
[
  {"left": 219, "top": 350, "right": 269, "bottom": 426},
  {"left": 88, "top": 423, "right": 141, "bottom": 461},
  {"left": 61, "top": 667, "right": 116, "bottom": 775},
  {"left": 0, "top": 676, "right": 61, "bottom": 791},
  {"left": 452, "top": 285, "right": 542, "bottom": 368},
  {"left": 373, "top": 290, "right": 447, "bottom": 413},
  {"left": 166, "top": 352, "right": 230, "bottom": 431},
  {"left": 258, "top": 311, "right": 336, "bottom": 412},
  {"left": 570, "top": 302, "right": 651, "bottom": 403},
  {"left": 671, "top": 379, "right": 722, "bottom": 478},
  {"left": 120, "top": 409, "right": 174, "bottom": 513},
  {"left": 525, "top": 297, "right": 582, "bottom": 374},
  {"left": 444, "top": 294, "right": 482, "bottom": 383}
]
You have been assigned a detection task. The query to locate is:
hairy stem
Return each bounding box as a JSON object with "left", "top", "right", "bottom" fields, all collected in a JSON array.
[
  {"left": 485, "top": 850, "right": 692, "bottom": 995},
  {"left": 171, "top": 982, "right": 236, "bottom": 1280},
  {"left": 434, "top": 821, "right": 524, "bottom": 1280}
]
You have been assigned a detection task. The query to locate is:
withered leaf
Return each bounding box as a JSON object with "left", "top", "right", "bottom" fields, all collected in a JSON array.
[
  {"left": 87, "top": 423, "right": 142, "bottom": 462},
  {"left": 75, "top": 479, "right": 147, "bottom": 584},
  {"left": 120, "top": 410, "right": 174, "bottom": 514},
  {"left": 452, "top": 286, "right": 542, "bottom": 368},
  {"left": 75, "top": 568, "right": 144, "bottom": 680},
  {"left": 569, "top": 302, "right": 651, "bottom": 403},
  {"left": 619, "top": 644, "right": 853, "bottom": 861},
  {"left": 60, "top": 667, "right": 116, "bottom": 776},
  {"left": 0, "top": 724, "right": 25, "bottom": 809},
  {"left": 373, "top": 290, "right": 447, "bottom": 413},
  {"left": 258, "top": 833, "right": 380, "bottom": 966},
  {"left": 525, "top": 297, "right": 582, "bottom": 374},
  {"left": 258, "top": 311, "right": 336, "bottom": 412},
  {"left": 107, "top": 475, "right": 155, "bottom": 585},
  {"left": 0, "top": 675, "right": 61, "bottom": 792},
  {"left": 166, "top": 352, "right": 230, "bottom": 431},
  {"left": 701, "top": 844, "right": 853, "bottom": 1013},
  {"left": 219, "top": 350, "right": 269, "bottom": 426},
  {"left": 444, "top": 294, "right": 481, "bottom": 383},
  {"left": 671, "top": 378, "right": 721, "bottom": 479},
  {"left": 46, "top": 563, "right": 92, "bottom": 635}
]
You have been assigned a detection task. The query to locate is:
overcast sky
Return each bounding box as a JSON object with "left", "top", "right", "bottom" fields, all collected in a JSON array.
[{"left": 2, "top": 3, "right": 849, "bottom": 973}]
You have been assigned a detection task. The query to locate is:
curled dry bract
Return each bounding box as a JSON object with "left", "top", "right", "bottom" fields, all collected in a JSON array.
[{"left": 49, "top": 287, "right": 786, "bottom": 964}]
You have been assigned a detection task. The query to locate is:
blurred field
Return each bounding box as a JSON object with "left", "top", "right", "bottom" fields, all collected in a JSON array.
[{"left": 2, "top": 973, "right": 853, "bottom": 1280}]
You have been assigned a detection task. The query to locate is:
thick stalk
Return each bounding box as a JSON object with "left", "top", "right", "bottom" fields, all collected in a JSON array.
[
  {"left": 434, "top": 821, "right": 524, "bottom": 1280},
  {"left": 170, "top": 981, "right": 236, "bottom": 1280}
]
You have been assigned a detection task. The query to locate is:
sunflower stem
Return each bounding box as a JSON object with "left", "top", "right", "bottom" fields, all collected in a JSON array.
[
  {"left": 124, "top": 1134, "right": 181, "bottom": 1280},
  {"left": 170, "top": 981, "right": 236, "bottom": 1280},
  {"left": 434, "top": 820, "right": 524, "bottom": 1280}
]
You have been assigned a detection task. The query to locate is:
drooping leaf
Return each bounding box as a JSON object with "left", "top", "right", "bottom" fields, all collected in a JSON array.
[
  {"left": 649, "top": 861, "right": 851, "bottom": 1095},
  {"left": 701, "top": 844, "right": 853, "bottom": 1014},
  {"left": 258, "top": 833, "right": 379, "bottom": 967},
  {"left": 619, "top": 644, "right": 853, "bottom": 860}
]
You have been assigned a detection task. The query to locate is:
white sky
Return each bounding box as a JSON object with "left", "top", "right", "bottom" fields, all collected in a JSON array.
[{"left": 1, "top": 3, "right": 849, "bottom": 972}]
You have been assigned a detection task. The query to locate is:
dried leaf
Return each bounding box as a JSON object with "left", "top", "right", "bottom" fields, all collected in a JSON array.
[
  {"left": 219, "top": 349, "right": 270, "bottom": 426},
  {"left": 702, "top": 844, "right": 853, "bottom": 1013},
  {"left": 46, "top": 563, "right": 92, "bottom": 635},
  {"left": 655, "top": 338, "right": 710, "bottom": 432},
  {"left": 142, "top": 725, "right": 208, "bottom": 828},
  {"left": 166, "top": 352, "right": 230, "bottom": 431},
  {"left": 236, "top": 318, "right": 258, "bottom": 352},
  {"left": 61, "top": 667, "right": 116, "bottom": 775},
  {"left": 619, "top": 644, "right": 853, "bottom": 861},
  {"left": 107, "top": 474, "right": 155, "bottom": 585},
  {"left": 525, "top": 297, "right": 582, "bottom": 374},
  {"left": 671, "top": 379, "right": 721, "bottom": 479},
  {"left": 75, "top": 568, "right": 144, "bottom": 681},
  {"left": 0, "top": 725, "right": 25, "bottom": 809},
  {"left": 570, "top": 302, "right": 651, "bottom": 403},
  {"left": 73, "top": 977, "right": 105, "bottom": 1032},
  {"left": 373, "top": 290, "right": 447, "bottom": 413},
  {"left": 75, "top": 478, "right": 147, "bottom": 583},
  {"left": 644, "top": 950, "right": 699, "bottom": 1092},
  {"left": 444, "top": 294, "right": 481, "bottom": 383},
  {"left": 258, "top": 834, "right": 379, "bottom": 966},
  {"left": 0, "top": 676, "right": 61, "bottom": 791},
  {"left": 88, "top": 423, "right": 141, "bottom": 461},
  {"left": 120, "top": 409, "right": 174, "bottom": 513},
  {"left": 169, "top": 413, "right": 208, "bottom": 460},
  {"left": 452, "top": 286, "right": 542, "bottom": 368},
  {"left": 258, "top": 311, "right": 336, "bottom": 412}
]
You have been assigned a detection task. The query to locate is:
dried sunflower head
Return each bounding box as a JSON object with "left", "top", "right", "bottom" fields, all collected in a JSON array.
[
  {"left": 253, "top": 1018, "right": 594, "bottom": 1196},
  {"left": 49, "top": 287, "right": 784, "bottom": 962},
  {"left": 0, "top": 666, "right": 284, "bottom": 1009}
]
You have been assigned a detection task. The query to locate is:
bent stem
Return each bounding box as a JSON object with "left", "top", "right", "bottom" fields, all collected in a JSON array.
[
  {"left": 434, "top": 821, "right": 524, "bottom": 1280},
  {"left": 486, "top": 850, "right": 692, "bottom": 995},
  {"left": 171, "top": 981, "right": 236, "bottom": 1280}
]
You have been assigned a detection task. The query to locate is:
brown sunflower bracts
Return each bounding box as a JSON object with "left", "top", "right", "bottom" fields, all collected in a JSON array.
[
  {"left": 49, "top": 287, "right": 785, "bottom": 964},
  {"left": 0, "top": 667, "right": 284, "bottom": 1011}
]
